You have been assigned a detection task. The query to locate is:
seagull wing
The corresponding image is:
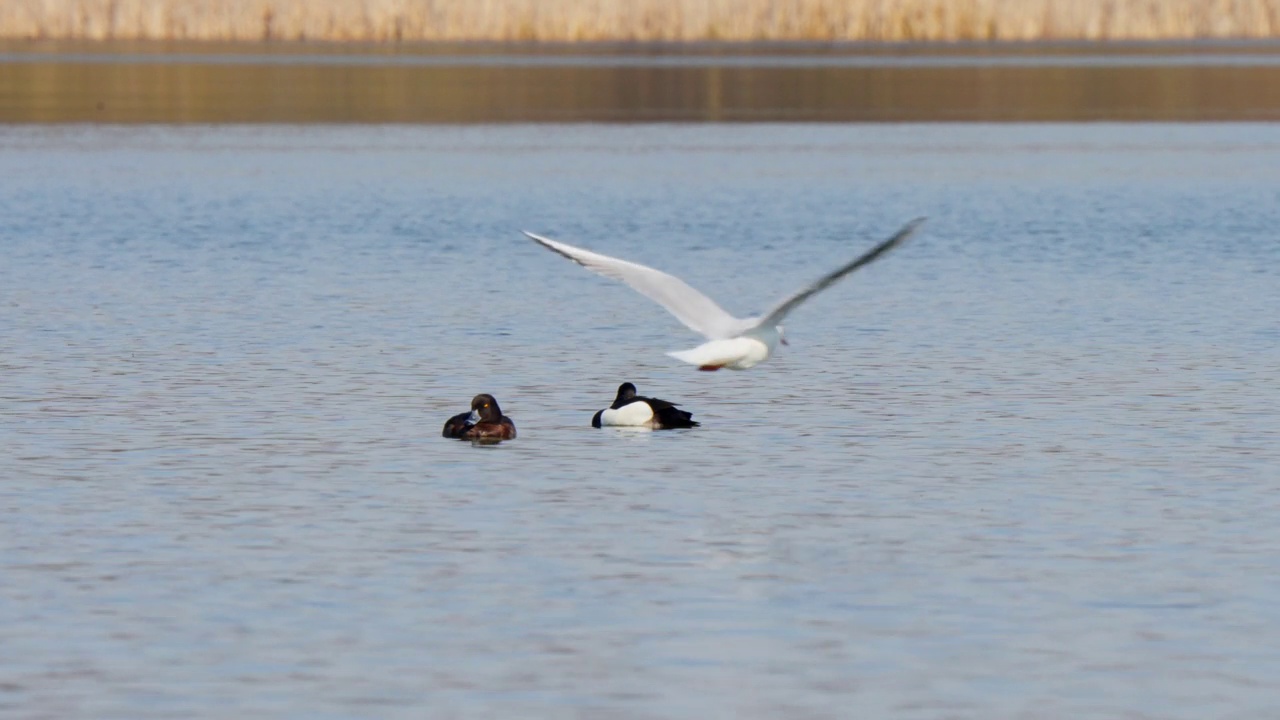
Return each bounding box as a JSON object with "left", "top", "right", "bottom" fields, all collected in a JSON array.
[
  {"left": 757, "top": 217, "right": 925, "bottom": 329},
  {"left": 524, "top": 231, "right": 750, "bottom": 340}
]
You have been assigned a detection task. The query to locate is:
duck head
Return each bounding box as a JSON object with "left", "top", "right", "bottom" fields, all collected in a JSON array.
[
  {"left": 614, "top": 382, "right": 638, "bottom": 405},
  {"left": 469, "top": 394, "right": 503, "bottom": 423}
]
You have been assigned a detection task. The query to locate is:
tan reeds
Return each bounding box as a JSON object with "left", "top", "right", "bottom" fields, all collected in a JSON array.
[{"left": 3, "top": 0, "right": 1279, "bottom": 42}]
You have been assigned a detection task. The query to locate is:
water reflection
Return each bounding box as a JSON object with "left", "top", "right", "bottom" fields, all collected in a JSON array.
[{"left": 3, "top": 41, "right": 1280, "bottom": 122}]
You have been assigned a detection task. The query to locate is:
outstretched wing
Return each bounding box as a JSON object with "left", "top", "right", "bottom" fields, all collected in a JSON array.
[
  {"left": 758, "top": 218, "right": 925, "bottom": 329},
  {"left": 524, "top": 231, "right": 752, "bottom": 340}
]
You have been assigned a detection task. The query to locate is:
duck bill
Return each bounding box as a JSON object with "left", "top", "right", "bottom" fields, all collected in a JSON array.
[{"left": 468, "top": 410, "right": 482, "bottom": 424}]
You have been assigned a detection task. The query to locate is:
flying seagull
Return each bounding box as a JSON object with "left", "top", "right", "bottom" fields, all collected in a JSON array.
[{"left": 523, "top": 218, "right": 924, "bottom": 371}]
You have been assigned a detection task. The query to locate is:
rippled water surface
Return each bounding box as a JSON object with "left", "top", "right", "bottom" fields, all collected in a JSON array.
[{"left": 3, "top": 124, "right": 1280, "bottom": 718}]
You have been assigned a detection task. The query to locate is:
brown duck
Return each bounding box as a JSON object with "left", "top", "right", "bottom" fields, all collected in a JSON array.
[{"left": 442, "top": 394, "right": 517, "bottom": 442}]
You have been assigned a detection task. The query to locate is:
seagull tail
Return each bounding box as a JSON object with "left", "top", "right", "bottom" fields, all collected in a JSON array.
[{"left": 666, "top": 347, "right": 707, "bottom": 366}]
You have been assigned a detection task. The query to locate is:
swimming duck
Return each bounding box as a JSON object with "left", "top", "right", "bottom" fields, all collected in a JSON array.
[
  {"left": 592, "top": 382, "right": 699, "bottom": 429},
  {"left": 442, "top": 394, "right": 517, "bottom": 441}
]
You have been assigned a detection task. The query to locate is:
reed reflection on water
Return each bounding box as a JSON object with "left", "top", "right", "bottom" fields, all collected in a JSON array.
[{"left": 3, "top": 41, "right": 1280, "bottom": 122}]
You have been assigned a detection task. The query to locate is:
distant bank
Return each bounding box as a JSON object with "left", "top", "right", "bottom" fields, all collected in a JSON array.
[{"left": 3, "top": 0, "right": 1280, "bottom": 43}]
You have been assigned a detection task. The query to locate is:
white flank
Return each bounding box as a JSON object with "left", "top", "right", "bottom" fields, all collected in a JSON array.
[{"left": 600, "top": 401, "right": 656, "bottom": 427}]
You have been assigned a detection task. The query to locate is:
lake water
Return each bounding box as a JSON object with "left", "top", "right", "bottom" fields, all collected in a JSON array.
[{"left": 2, "top": 123, "right": 1280, "bottom": 718}]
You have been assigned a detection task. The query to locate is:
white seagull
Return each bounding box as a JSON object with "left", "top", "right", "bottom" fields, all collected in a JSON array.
[{"left": 523, "top": 218, "right": 925, "bottom": 371}]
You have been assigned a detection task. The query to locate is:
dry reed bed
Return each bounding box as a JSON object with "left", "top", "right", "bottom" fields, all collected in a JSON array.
[{"left": 3, "top": 0, "right": 1280, "bottom": 42}]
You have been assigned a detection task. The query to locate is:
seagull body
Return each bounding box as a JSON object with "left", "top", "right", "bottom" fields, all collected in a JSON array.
[
  {"left": 524, "top": 218, "right": 924, "bottom": 370},
  {"left": 666, "top": 327, "right": 779, "bottom": 371}
]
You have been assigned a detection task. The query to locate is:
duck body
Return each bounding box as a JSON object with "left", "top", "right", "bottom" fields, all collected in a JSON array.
[
  {"left": 443, "top": 394, "right": 517, "bottom": 442},
  {"left": 592, "top": 382, "right": 699, "bottom": 429}
]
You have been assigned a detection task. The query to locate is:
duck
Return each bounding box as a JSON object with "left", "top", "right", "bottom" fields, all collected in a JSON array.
[
  {"left": 592, "top": 382, "right": 699, "bottom": 429},
  {"left": 442, "top": 394, "right": 517, "bottom": 441}
]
